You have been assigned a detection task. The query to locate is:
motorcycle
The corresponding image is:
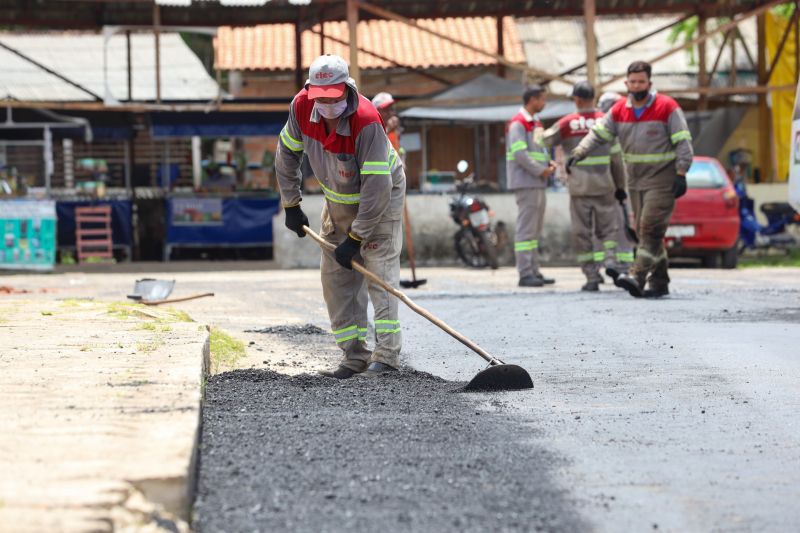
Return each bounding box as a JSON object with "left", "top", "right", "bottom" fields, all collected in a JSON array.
[
  {"left": 736, "top": 177, "right": 800, "bottom": 253},
  {"left": 449, "top": 160, "right": 508, "bottom": 269}
]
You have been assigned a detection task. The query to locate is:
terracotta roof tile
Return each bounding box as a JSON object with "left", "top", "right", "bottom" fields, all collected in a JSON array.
[{"left": 215, "top": 16, "right": 524, "bottom": 71}]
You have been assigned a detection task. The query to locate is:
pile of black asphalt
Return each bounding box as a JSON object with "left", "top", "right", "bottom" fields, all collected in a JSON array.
[{"left": 194, "top": 369, "right": 586, "bottom": 533}]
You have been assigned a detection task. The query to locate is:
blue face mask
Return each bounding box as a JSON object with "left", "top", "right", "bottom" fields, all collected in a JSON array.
[{"left": 315, "top": 100, "right": 348, "bottom": 119}]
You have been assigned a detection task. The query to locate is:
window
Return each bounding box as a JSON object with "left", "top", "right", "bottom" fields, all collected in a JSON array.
[{"left": 686, "top": 160, "right": 726, "bottom": 189}]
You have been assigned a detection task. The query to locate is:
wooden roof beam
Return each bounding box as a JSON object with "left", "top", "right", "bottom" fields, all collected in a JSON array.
[
  {"left": 599, "top": 0, "right": 786, "bottom": 89},
  {"left": 355, "top": 0, "right": 571, "bottom": 84}
]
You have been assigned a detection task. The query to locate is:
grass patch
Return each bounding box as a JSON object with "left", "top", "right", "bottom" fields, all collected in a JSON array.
[
  {"left": 138, "top": 323, "right": 157, "bottom": 331},
  {"left": 739, "top": 250, "right": 800, "bottom": 268},
  {"left": 163, "top": 309, "right": 193, "bottom": 323},
  {"left": 107, "top": 302, "right": 140, "bottom": 320},
  {"left": 209, "top": 328, "right": 246, "bottom": 374},
  {"left": 136, "top": 339, "right": 163, "bottom": 353}
]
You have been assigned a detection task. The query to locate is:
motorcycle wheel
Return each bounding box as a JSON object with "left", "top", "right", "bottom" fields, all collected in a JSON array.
[
  {"left": 454, "top": 228, "right": 489, "bottom": 268},
  {"left": 479, "top": 229, "right": 499, "bottom": 270}
]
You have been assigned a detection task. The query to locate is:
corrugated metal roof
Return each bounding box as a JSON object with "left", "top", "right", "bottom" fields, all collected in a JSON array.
[
  {"left": 516, "top": 15, "right": 757, "bottom": 94},
  {"left": 0, "top": 32, "right": 220, "bottom": 102},
  {"left": 214, "top": 16, "right": 525, "bottom": 71}
]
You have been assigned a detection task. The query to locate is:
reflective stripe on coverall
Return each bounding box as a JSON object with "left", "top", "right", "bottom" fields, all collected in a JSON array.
[
  {"left": 506, "top": 108, "right": 550, "bottom": 278},
  {"left": 543, "top": 108, "right": 628, "bottom": 281},
  {"left": 574, "top": 91, "right": 693, "bottom": 288},
  {"left": 276, "top": 85, "right": 406, "bottom": 370}
]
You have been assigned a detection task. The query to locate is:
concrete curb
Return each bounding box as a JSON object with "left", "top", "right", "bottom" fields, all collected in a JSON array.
[{"left": 0, "top": 299, "right": 210, "bottom": 532}]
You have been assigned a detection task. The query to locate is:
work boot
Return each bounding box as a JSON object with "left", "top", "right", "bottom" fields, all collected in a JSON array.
[
  {"left": 361, "top": 361, "right": 398, "bottom": 377},
  {"left": 614, "top": 273, "right": 644, "bottom": 298},
  {"left": 535, "top": 272, "right": 556, "bottom": 285},
  {"left": 518, "top": 275, "right": 544, "bottom": 288},
  {"left": 319, "top": 361, "right": 367, "bottom": 379},
  {"left": 581, "top": 281, "right": 600, "bottom": 292},
  {"left": 605, "top": 266, "right": 621, "bottom": 282},
  {"left": 643, "top": 285, "right": 670, "bottom": 298}
]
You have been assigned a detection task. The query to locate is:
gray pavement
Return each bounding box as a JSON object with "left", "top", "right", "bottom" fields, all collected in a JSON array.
[{"left": 4, "top": 265, "right": 800, "bottom": 532}]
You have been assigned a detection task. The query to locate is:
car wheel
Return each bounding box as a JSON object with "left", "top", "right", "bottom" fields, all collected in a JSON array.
[
  {"left": 720, "top": 246, "right": 738, "bottom": 269},
  {"left": 701, "top": 254, "right": 720, "bottom": 268}
]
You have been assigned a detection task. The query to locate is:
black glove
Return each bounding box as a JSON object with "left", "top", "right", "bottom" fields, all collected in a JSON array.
[
  {"left": 284, "top": 205, "right": 309, "bottom": 238},
  {"left": 566, "top": 156, "right": 577, "bottom": 175},
  {"left": 672, "top": 175, "right": 687, "bottom": 199},
  {"left": 615, "top": 188, "right": 628, "bottom": 201},
  {"left": 334, "top": 234, "right": 362, "bottom": 270}
]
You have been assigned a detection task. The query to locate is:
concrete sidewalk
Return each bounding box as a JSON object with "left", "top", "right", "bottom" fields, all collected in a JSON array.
[{"left": 0, "top": 297, "right": 209, "bottom": 532}]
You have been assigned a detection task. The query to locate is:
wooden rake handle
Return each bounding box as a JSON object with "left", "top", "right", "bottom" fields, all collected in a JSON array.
[
  {"left": 302, "top": 225, "right": 502, "bottom": 366},
  {"left": 142, "top": 292, "right": 215, "bottom": 306}
]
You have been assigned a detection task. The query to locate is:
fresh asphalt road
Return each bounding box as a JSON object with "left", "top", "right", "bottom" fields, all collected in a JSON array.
[{"left": 6, "top": 264, "right": 800, "bottom": 531}]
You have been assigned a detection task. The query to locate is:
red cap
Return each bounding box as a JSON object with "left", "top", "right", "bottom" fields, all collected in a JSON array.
[{"left": 308, "top": 82, "right": 346, "bottom": 100}]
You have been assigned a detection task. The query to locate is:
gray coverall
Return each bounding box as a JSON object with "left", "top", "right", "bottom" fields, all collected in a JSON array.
[
  {"left": 276, "top": 83, "right": 406, "bottom": 371},
  {"left": 543, "top": 109, "right": 627, "bottom": 282},
  {"left": 573, "top": 91, "right": 694, "bottom": 289},
  {"left": 506, "top": 108, "right": 551, "bottom": 279}
]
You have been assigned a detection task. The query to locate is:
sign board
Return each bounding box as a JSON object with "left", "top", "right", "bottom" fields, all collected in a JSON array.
[
  {"left": 0, "top": 200, "right": 57, "bottom": 271},
  {"left": 171, "top": 197, "right": 224, "bottom": 226}
]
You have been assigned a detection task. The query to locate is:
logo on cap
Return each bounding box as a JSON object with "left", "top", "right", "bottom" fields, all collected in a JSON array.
[{"left": 316, "top": 72, "right": 334, "bottom": 80}]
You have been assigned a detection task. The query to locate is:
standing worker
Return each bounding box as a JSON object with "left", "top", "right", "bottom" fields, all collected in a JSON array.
[
  {"left": 542, "top": 81, "right": 627, "bottom": 292},
  {"left": 275, "top": 55, "right": 406, "bottom": 378},
  {"left": 507, "top": 85, "right": 558, "bottom": 287},
  {"left": 598, "top": 91, "right": 635, "bottom": 275},
  {"left": 371, "top": 92, "right": 402, "bottom": 155},
  {"left": 569, "top": 61, "right": 694, "bottom": 298}
]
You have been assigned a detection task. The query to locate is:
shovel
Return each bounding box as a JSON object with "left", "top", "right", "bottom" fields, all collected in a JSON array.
[
  {"left": 304, "top": 225, "right": 533, "bottom": 392},
  {"left": 619, "top": 199, "right": 639, "bottom": 244},
  {"left": 399, "top": 201, "right": 427, "bottom": 289}
]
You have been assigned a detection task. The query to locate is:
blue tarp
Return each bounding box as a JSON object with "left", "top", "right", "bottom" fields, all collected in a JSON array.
[
  {"left": 56, "top": 199, "right": 133, "bottom": 247},
  {"left": 151, "top": 112, "right": 287, "bottom": 138},
  {"left": 165, "top": 196, "right": 280, "bottom": 246}
]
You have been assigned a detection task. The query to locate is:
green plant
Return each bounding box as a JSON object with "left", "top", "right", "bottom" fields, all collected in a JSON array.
[
  {"left": 209, "top": 328, "right": 246, "bottom": 374},
  {"left": 668, "top": 15, "right": 700, "bottom": 65},
  {"left": 739, "top": 250, "right": 800, "bottom": 268}
]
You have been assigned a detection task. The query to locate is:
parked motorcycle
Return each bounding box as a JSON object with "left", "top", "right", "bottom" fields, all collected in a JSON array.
[
  {"left": 736, "top": 177, "right": 800, "bottom": 253},
  {"left": 449, "top": 160, "right": 508, "bottom": 269}
]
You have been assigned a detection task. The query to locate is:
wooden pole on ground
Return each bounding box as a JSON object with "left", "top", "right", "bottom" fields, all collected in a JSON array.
[
  {"left": 757, "top": 13, "right": 773, "bottom": 182},
  {"left": 347, "top": 0, "right": 360, "bottom": 87},
  {"left": 584, "top": 0, "right": 597, "bottom": 87},
  {"left": 698, "top": 12, "right": 708, "bottom": 111},
  {"left": 496, "top": 16, "right": 505, "bottom": 78},
  {"left": 153, "top": 3, "right": 161, "bottom": 104}
]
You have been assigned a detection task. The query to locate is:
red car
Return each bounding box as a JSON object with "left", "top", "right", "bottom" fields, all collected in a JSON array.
[{"left": 664, "top": 156, "right": 740, "bottom": 268}]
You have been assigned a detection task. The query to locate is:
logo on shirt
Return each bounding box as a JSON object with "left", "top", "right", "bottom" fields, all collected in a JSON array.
[
  {"left": 568, "top": 116, "right": 596, "bottom": 133},
  {"left": 339, "top": 170, "right": 355, "bottom": 178},
  {"left": 365, "top": 241, "right": 380, "bottom": 250}
]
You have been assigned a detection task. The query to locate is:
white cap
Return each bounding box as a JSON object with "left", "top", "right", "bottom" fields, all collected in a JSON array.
[
  {"left": 598, "top": 91, "right": 622, "bottom": 113},
  {"left": 371, "top": 92, "right": 395, "bottom": 109}
]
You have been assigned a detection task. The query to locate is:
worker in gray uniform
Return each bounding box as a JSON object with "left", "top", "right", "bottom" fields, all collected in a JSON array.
[
  {"left": 542, "top": 81, "right": 627, "bottom": 292},
  {"left": 598, "top": 91, "right": 635, "bottom": 275},
  {"left": 570, "top": 61, "right": 694, "bottom": 298},
  {"left": 275, "top": 54, "right": 406, "bottom": 378},
  {"left": 506, "top": 85, "right": 557, "bottom": 287}
]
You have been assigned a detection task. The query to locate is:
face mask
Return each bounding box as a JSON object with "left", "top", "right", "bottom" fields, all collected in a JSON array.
[
  {"left": 632, "top": 89, "right": 650, "bottom": 101},
  {"left": 315, "top": 100, "right": 348, "bottom": 119}
]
